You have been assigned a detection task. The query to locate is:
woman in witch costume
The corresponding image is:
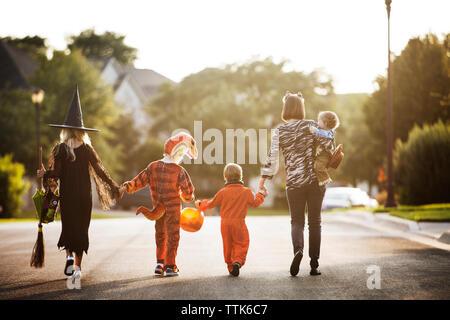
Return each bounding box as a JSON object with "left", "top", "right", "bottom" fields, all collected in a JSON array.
[{"left": 37, "top": 85, "right": 121, "bottom": 280}]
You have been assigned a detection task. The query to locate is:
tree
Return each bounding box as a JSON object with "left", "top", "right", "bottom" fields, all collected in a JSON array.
[
  {"left": 0, "top": 50, "right": 124, "bottom": 178},
  {"left": 67, "top": 28, "right": 137, "bottom": 66},
  {"left": 364, "top": 33, "right": 450, "bottom": 168},
  {"left": 0, "top": 35, "right": 47, "bottom": 60},
  {"left": 145, "top": 57, "right": 336, "bottom": 196},
  {"left": 0, "top": 89, "right": 37, "bottom": 173},
  {"left": 331, "top": 93, "right": 382, "bottom": 191},
  {"left": 106, "top": 111, "right": 142, "bottom": 181}
]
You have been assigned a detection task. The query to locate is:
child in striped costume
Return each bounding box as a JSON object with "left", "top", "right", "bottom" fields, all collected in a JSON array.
[{"left": 120, "top": 133, "right": 197, "bottom": 277}]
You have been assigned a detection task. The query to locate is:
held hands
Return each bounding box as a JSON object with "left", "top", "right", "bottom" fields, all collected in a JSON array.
[
  {"left": 195, "top": 200, "right": 201, "bottom": 209},
  {"left": 258, "top": 177, "right": 268, "bottom": 198},
  {"left": 37, "top": 164, "right": 46, "bottom": 179},
  {"left": 258, "top": 188, "right": 268, "bottom": 198},
  {"left": 119, "top": 185, "right": 126, "bottom": 199}
]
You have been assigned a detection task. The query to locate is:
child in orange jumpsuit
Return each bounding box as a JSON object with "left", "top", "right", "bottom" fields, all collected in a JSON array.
[
  {"left": 196, "top": 163, "right": 266, "bottom": 276},
  {"left": 120, "top": 132, "right": 197, "bottom": 277}
]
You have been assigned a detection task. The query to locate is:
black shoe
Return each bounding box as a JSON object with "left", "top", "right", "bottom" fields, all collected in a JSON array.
[
  {"left": 154, "top": 263, "right": 164, "bottom": 275},
  {"left": 64, "top": 258, "right": 74, "bottom": 276},
  {"left": 310, "top": 268, "right": 321, "bottom": 276},
  {"left": 164, "top": 265, "right": 179, "bottom": 277},
  {"left": 230, "top": 262, "right": 240, "bottom": 277},
  {"left": 290, "top": 251, "right": 303, "bottom": 276}
]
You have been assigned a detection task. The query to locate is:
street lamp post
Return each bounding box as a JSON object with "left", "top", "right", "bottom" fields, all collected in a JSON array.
[
  {"left": 31, "top": 89, "right": 45, "bottom": 187},
  {"left": 385, "top": 0, "right": 397, "bottom": 207}
]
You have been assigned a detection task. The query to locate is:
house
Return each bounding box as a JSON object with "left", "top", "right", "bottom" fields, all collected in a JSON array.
[
  {"left": 0, "top": 40, "right": 37, "bottom": 90},
  {"left": 93, "top": 57, "right": 173, "bottom": 129},
  {"left": 1, "top": 40, "right": 171, "bottom": 128}
]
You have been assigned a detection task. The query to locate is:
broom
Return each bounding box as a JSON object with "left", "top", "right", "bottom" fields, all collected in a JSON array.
[{"left": 30, "top": 146, "right": 45, "bottom": 268}]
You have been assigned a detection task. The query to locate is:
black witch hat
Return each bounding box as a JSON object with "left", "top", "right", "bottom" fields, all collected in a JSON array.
[{"left": 48, "top": 85, "right": 99, "bottom": 132}]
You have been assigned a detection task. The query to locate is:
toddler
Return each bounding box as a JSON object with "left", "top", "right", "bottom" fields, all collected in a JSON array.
[
  {"left": 309, "top": 111, "right": 340, "bottom": 185},
  {"left": 196, "top": 163, "right": 266, "bottom": 276}
]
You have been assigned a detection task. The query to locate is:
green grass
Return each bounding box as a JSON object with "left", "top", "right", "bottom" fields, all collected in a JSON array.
[
  {"left": 0, "top": 210, "right": 126, "bottom": 223},
  {"left": 322, "top": 206, "right": 370, "bottom": 213},
  {"left": 90, "top": 212, "right": 128, "bottom": 219},
  {"left": 0, "top": 218, "right": 37, "bottom": 223},
  {"left": 247, "top": 207, "right": 289, "bottom": 216},
  {"left": 372, "top": 203, "right": 450, "bottom": 213},
  {"left": 371, "top": 203, "right": 450, "bottom": 222},
  {"left": 389, "top": 210, "right": 450, "bottom": 222}
]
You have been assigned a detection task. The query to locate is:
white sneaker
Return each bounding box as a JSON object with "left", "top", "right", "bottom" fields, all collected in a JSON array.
[
  {"left": 70, "top": 267, "right": 82, "bottom": 280},
  {"left": 67, "top": 268, "right": 82, "bottom": 290},
  {"left": 72, "top": 270, "right": 82, "bottom": 279}
]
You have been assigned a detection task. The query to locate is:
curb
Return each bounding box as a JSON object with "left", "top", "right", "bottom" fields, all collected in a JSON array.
[
  {"left": 339, "top": 210, "right": 449, "bottom": 245},
  {"left": 373, "top": 213, "right": 420, "bottom": 232},
  {"left": 438, "top": 232, "right": 450, "bottom": 244}
]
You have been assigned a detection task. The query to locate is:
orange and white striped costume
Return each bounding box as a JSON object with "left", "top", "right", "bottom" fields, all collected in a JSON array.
[{"left": 123, "top": 133, "right": 197, "bottom": 268}]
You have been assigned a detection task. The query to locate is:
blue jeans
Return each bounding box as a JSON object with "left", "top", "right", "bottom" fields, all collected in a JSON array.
[{"left": 287, "top": 183, "right": 326, "bottom": 268}]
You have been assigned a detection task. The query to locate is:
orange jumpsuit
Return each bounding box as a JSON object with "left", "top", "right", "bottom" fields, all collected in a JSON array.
[
  {"left": 124, "top": 160, "right": 194, "bottom": 267},
  {"left": 200, "top": 183, "right": 264, "bottom": 271}
]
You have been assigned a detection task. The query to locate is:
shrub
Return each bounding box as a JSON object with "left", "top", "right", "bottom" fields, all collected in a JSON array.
[
  {"left": 0, "top": 155, "right": 30, "bottom": 218},
  {"left": 394, "top": 121, "right": 450, "bottom": 205}
]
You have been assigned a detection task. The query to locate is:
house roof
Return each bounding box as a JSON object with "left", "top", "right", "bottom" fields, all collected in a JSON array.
[
  {"left": 90, "top": 57, "right": 123, "bottom": 74},
  {"left": 122, "top": 67, "right": 174, "bottom": 99},
  {"left": 114, "top": 72, "right": 148, "bottom": 103},
  {"left": 0, "top": 40, "right": 38, "bottom": 89},
  {"left": 91, "top": 57, "right": 173, "bottom": 102}
]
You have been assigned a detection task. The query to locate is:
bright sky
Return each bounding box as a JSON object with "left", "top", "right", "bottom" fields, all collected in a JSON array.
[{"left": 1, "top": 0, "right": 449, "bottom": 94}]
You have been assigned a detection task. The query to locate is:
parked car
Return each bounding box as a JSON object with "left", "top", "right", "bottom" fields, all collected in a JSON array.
[{"left": 322, "top": 187, "right": 378, "bottom": 210}]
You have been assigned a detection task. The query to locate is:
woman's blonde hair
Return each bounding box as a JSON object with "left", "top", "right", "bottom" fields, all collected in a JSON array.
[
  {"left": 59, "top": 128, "right": 91, "bottom": 161},
  {"left": 223, "top": 163, "right": 243, "bottom": 182},
  {"left": 281, "top": 92, "right": 305, "bottom": 122}
]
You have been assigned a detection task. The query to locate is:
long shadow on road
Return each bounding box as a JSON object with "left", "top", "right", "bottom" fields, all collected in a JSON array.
[
  {"left": 0, "top": 279, "right": 65, "bottom": 294},
  {"left": 9, "top": 248, "right": 450, "bottom": 300}
]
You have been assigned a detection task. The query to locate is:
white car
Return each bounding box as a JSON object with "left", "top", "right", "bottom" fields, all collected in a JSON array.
[{"left": 322, "top": 187, "right": 378, "bottom": 210}]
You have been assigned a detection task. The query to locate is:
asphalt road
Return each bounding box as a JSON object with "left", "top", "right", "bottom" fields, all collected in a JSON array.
[{"left": 0, "top": 213, "right": 449, "bottom": 300}]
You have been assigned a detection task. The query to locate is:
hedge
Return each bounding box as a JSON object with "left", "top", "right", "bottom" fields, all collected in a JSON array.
[
  {"left": 0, "top": 155, "right": 29, "bottom": 218},
  {"left": 394, "top": 121, "right": 450, "bottom": 205}
]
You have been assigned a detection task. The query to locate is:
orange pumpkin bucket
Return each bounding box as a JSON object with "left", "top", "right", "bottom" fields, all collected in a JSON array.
[{"left": 180, "top": 207, "right": 204, "bottom": 232}]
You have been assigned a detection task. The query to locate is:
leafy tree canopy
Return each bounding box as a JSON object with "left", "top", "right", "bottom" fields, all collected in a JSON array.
[
  {"left": 0, "top": 50, "right": 124, "bottom": 178},
  {"left": 67, "top": 28, "right": 137, "bottom": 66},
  {"left": 145, "top": 57, "right": 335, "bottom": 194},
  {"left": 0, "top": 35, "right": 47, "bottom": 59},
  {"left": 364, "top": 33, "right": 449, "bottom": 167}
]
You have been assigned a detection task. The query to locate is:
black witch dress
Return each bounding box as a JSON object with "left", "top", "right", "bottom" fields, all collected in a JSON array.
[{"left": 44, "top": 143, "right": 120, "bottom": 255}]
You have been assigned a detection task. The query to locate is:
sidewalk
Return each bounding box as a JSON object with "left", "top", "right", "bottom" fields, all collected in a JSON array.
[{"left": 332, "top": 210, "right": 450, "bottom": 249}]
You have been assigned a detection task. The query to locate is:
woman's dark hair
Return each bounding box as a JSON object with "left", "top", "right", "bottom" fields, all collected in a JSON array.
[{"left": 281, "top": 92, "right": 305, "bottom": 122}]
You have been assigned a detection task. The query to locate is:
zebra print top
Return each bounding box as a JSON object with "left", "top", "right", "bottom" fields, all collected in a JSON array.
[{"left": 261, "top": 119, "right": 334, "bottom": 189}]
